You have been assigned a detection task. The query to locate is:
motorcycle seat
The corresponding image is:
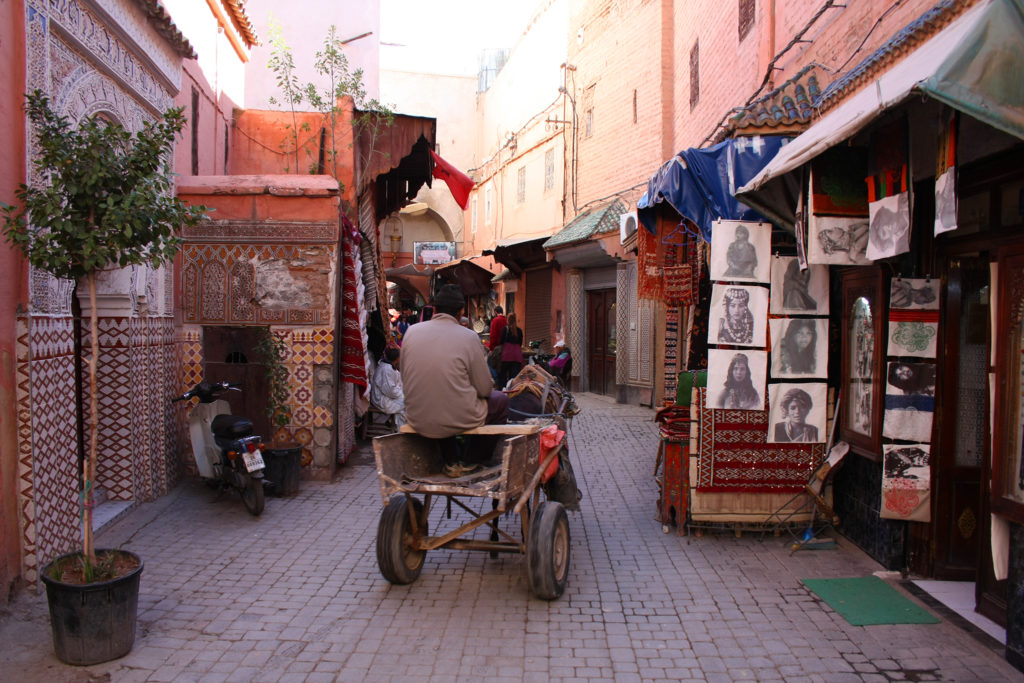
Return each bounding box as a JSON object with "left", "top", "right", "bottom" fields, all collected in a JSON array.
[{"left": 211, "top": 414, "right": 253, "bottom": 439}]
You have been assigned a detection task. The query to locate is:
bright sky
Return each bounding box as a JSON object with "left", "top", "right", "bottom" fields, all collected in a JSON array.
[{"left": 379, "top": 0, "right": 540, "bottom": 76}]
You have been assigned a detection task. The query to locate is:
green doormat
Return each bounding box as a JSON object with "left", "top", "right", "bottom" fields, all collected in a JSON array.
[{"left": 802, "top": 576, "right": 940, "bottom": 626}]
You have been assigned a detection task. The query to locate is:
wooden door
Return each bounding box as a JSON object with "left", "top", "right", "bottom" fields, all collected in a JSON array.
[
  {"left": 933, "top": 256, "right": 988, "bottom": 580},
  {"left": 587, "top": 289, "right": 617, "bottom": 396},
  {"left": 202, "top": 326, "right": 270, "bottom": 439}
]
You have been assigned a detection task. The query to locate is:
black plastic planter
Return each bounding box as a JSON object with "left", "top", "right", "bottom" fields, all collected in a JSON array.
[
  {"left": 264, "top": 444, "right": 302, "bottom": 496},
  {"left": 40, "top": 549, "right": 143, "bottom": 666}
]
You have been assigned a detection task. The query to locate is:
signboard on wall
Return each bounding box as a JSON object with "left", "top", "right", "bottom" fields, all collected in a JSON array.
[{"left": 414, "top": 241, "right": 456, "bottom": 265}]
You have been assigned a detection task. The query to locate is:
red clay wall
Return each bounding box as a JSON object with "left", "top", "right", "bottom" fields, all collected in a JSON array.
[
  {"left": 230, "top": 108, "right": 357, "bottom": 209},
  {"left": 176, "top": 175, "right": 342, "bottom": 478},
  {"left": 567, "top": 0, "right": 668, "bottom": 208},
  {"left": 670, "top": 0, "right": 947, "bottom": 151},
  {"left": 0, "top": 0, "right": 26, "bottom": 602}
]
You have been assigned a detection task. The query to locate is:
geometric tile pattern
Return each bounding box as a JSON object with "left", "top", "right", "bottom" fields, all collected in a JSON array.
[
  {"left": 618, "top": 263, "right": 634, "bottom": 385},
  {"left": 182, "top": 244, "right": 332, "bottom": 325},
  {"left": 95, "top": 318, "right": 133, "bottom": 502},
  {"left": 182, "top": 327, "right": 203, "bottom": 392},
  {"left": 17, "top": 0, "right": 185, "bottom": 589},
  {"left": 178, "top": 325, "right": 335, "bottom": 471},
  {"left": 277, "top": 328, "right": 335, "bottom": 465},
  {"left": 566, "top": 269, "right": 584, "bottom": 383},
  {"left": 16, "top": 312, "right": 188, "bottom": 590},
  {"left": 17, "top": 316, "right": 80, "bottom": 587}
]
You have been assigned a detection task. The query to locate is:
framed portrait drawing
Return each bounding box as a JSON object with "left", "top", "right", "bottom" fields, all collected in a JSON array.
[
  {"left": 767, "top": 382, "right": 827, "bottom": 444},
  {"left": 769, "top": 256, "right": 829, "bottom": 315},
  {"left": 707, "top": 348, "right": 768, "bottom": 411},
  {"left": 840, "top": 267, "right": 886, "bottom": 459},
  {"left": 992, "top": 247, "right": 1024, "bottom": 522},
  {"left": 769, "top": 318, "right": 828, "bottom": 379},
  {"left": 808, "top": 214, "right": 871, "bottom": 265},
  {"left": 709, "top": 284, "right": 769, "bottom": 347},
  {"left": 709, "top": 220, "right": 771, "bottom": 284}
]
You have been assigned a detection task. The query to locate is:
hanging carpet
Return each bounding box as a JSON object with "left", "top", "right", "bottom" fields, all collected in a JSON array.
[{"left": 695, "top": 388, "right": 825, "bottom": 493}]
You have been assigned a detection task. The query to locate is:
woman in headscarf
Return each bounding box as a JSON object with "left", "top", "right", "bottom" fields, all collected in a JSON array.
[
  {"left": 782, "top": 259, "right": 818, "bottom": 311},
  {"left": 717, "top": 353, "right": 761, "bottom": 409}
]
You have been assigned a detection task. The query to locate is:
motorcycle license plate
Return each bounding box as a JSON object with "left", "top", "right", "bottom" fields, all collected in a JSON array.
[{"left": 242, "top": 449, "right": 264, "bottom": 473}]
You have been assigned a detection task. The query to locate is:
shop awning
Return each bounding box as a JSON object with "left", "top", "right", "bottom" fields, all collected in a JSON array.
[
  {"left": 384, "top": 263, "right": 434, "bottom": 300},
  {"left": 491, "top": 268, "right": 517, "bottom": 283},
  {"left": 737, "top": 0, "right": 1023, "bottom": 228},
  {"left": 637, "top": 136, "right": 790, "bottom": 240},
  {"left": 433, "top": 256, "right": 496, "bottom": 297},
  {"left": 483, "top": 236, "right": 549, "bottom": 276},
  {"left": 542, "top": 200, "right": 625, "bottom": 268}
]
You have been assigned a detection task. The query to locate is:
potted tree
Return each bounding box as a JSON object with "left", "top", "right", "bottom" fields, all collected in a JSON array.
[
  {"left": 1, "top": 91, "right": 206, "bottom": 665},
  {"left": 257, "top": 327, "right": 302, "bottom": 496}
]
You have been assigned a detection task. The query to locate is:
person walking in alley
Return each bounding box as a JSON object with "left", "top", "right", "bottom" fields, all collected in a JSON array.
[
  {"left": 401, "top": 284, "right": 508, "bottom": 440},
  {"left": 488, "top": 305, "right": 507, "bottom": 351},
  {"left": 498, "top": 312, "right": 524, "bottom": 388}
]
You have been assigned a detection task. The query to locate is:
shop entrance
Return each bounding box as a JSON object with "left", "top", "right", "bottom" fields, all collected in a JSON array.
[
  {"left": 934, "top": 255, "right": 987, "bottom": 581},
  {"left": 202, "top": 326, "right": 271, "bottom": 439},
  {"left": 587, "top": 288, "right": 616, "bottom": 396}
]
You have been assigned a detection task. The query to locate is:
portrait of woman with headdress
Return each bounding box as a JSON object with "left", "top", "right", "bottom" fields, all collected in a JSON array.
[{"left": 718, "top": 287, "right": 754, "bottom": 344}]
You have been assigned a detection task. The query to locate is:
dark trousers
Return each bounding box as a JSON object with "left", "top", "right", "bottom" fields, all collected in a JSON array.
[
  {"left": 439, "top": 391, "right": 510, "bottom": 465},
  {"left": 498, "top": 361, "right": 522, "bottom": 389}
]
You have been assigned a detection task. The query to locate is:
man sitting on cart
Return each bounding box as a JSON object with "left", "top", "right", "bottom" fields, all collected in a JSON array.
[{"left": 401, "top": 284, "right": 509, "bottom": 452}]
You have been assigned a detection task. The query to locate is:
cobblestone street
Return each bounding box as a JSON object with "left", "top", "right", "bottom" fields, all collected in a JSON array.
[{"left": 0, "top": 393, "right": 1017, "bottom": 682}]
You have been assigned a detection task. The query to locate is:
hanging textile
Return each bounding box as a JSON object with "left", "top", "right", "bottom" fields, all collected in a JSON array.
[
  {"left": 880, "top": 443, "right": 932, "bottom": 521},
  {"left": 340, "top": 215, "right": 369, "bottom": 390},
  {"left": 637, "top": 224, "right": 663, "bottom": 301},
  {"left": 664, "top": 306, "right": 680, "bottom": 400},
  {"left": 865, "top": 118, "right": 911, "bottom": 260},
  {"left": 934, "top": 110, "right": 958, "bottom": 235},
  {"left": 695, "top": 388, "right": 825, "bottom": 493},
  {"left": 887, "top": 278, "right": 939, "bottom": 358},
  {"left": 686, "top": 263, "right": 712, "bottom": 370}
]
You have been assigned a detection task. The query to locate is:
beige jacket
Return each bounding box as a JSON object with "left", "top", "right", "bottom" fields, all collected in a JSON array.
[{"left": 401, "top": 312, "right": 494, "bottom": 438}]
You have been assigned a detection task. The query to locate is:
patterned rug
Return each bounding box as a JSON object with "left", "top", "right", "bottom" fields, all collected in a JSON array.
[
  {"left": 339, "top": 216, "right": 368, "bottom": 389},
  {"left": 695, "top": 388, "right": 825, "bottom": 493}
]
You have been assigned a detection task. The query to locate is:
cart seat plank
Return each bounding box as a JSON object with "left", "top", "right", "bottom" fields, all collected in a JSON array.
[{"left": 398, "top": 423, "right": 543, "bottom": 436}]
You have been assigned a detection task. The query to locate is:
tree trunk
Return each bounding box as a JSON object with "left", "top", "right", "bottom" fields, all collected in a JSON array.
[{"left": 84, "top": 272, "right": 98, "bottom": 564}]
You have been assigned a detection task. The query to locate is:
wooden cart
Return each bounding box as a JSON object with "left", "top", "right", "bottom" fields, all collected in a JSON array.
[{"left": 372, "top": 421, "right": 571, "bottom": 600}]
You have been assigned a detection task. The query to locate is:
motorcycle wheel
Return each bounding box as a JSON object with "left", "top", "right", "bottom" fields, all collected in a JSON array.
[{"left": 240, "top": 475, "right": 265, "bottom": 516}]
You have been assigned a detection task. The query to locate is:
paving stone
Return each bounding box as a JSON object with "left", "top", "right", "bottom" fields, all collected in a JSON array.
[{"left": 0, "top": 393, "right": 1018, "bottom": 682}]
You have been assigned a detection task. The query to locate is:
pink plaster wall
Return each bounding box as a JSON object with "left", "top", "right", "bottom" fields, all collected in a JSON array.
[
  {"left": 0, "top": 0, "right": 26, "bottom": 602},
  {"left": 230, "top": 107, "right": 357, "bottom": 209},
  {"left": 173, "top": 60, "right": 243, "bottom": 176}
]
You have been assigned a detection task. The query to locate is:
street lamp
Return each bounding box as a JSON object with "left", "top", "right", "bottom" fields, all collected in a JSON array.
[{"left": 383, "top": 215, "right": 401, "bottom": 266}]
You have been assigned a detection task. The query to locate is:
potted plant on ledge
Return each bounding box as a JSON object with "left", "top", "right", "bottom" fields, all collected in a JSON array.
[
  {"left": 1, "top": 91, "right": 206, "bottom": 665},
  {"left": 257, "top": 327, "right": 302, "bottom": 496}
]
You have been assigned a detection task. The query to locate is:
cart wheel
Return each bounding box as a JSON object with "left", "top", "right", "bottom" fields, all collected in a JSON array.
[
  {"left": 526, "top": 501, "right": 570, "bottom": 600},
  {"left": 377, "top": 495, "right": 426, "bottom": 584}
]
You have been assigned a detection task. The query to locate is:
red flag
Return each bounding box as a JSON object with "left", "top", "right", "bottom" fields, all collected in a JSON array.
[{"left": 430, "top": 149, "right": 475, "bottom": 210}]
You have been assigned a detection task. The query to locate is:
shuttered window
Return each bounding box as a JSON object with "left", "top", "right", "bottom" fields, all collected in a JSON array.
[{"left": 525, "top": 267, "right": 553, "bottom": 349}]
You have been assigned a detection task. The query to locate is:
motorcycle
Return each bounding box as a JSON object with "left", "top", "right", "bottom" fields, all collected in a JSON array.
[
  {"left": 172, "top": 381, "right": 266, "bottom": 516},
  {"left": 527, "top": 339, "right": 554, "bottom": 366}
]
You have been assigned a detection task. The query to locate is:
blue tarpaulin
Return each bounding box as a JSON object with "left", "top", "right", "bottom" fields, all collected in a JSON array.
[{"left": 637, "top": 135, "right": 790, "bottom": 240}]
